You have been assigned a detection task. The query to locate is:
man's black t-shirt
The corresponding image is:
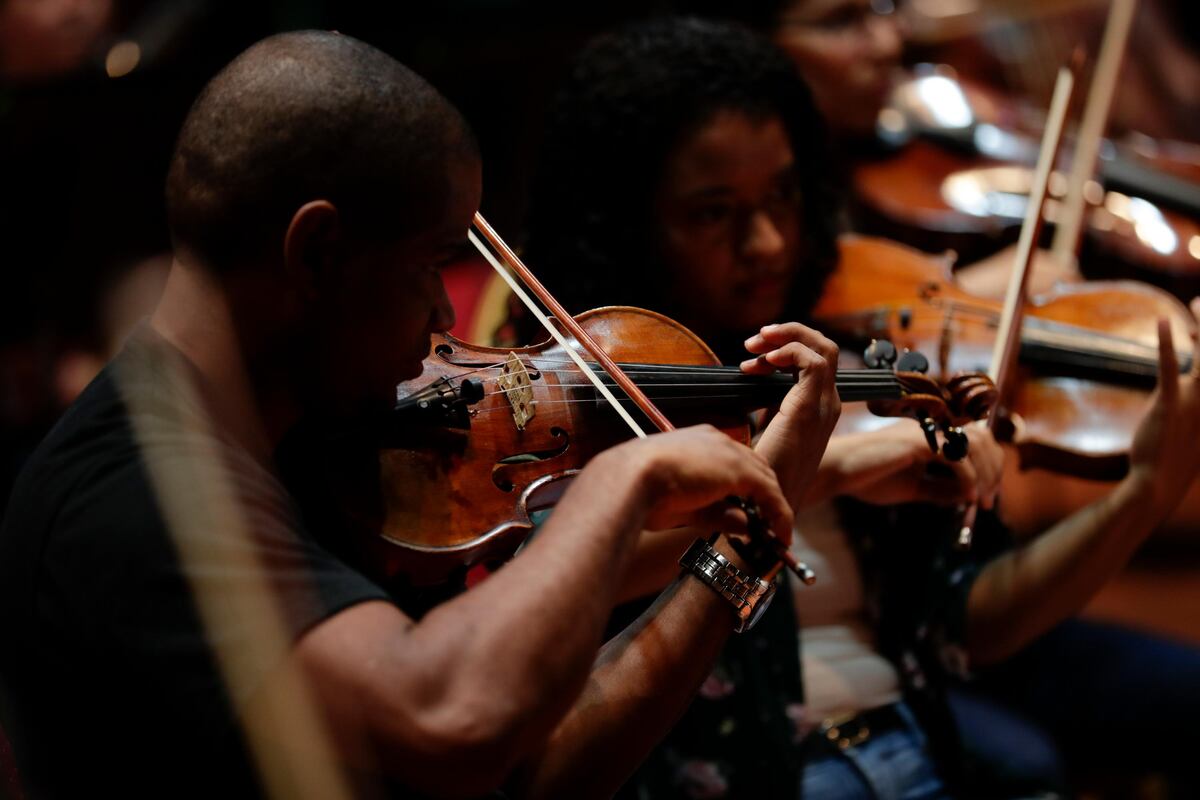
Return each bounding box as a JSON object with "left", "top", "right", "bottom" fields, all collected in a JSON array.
[{"left": 0, "top": 329, "right": 388, "bottom": 798}]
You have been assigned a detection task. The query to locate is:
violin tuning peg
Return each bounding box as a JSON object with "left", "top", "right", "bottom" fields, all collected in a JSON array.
[
  {"left": 864, "top": 339, "right": 898, "bottom": 369},
  {"left": 920, "top": 417, "right": 940, "bottom": 455},
  {"left": 941, "top": 426, "right": 969, "bottom": 461},
  {"left": 896, "top": 349, "right": 930, "bottom": 374}
]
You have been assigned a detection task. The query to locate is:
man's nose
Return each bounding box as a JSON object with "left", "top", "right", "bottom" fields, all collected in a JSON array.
[{"left": 431, "top": 274, "right": 457, "bottom": 334}]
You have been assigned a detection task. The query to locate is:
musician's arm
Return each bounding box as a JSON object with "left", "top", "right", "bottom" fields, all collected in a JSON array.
[
  {"left": 283, "top": 426, "right": 790, "bottom": 798},
  {"left": 798, "top": 424, "right": 930, "bottom": 507},
  {"left": 965, "top": 475, "right": 1160, "bottom": 665},
  {"left": 508, "top": 539, "right": 753, "bottom": 800},
  {"left": 285, "top": 446, "right": 657, "bottom": 798},
  {"left": 967, "top": 315, "right": 1200, "bottom": 665}
]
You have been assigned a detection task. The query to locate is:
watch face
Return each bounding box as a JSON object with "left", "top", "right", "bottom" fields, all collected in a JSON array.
[{"left": 742, "top": 582, "right": 777, "bottom": 632}]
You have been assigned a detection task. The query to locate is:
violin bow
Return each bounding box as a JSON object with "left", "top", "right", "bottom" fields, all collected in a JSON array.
[
  {"left": 959, "top": 54, "right": 1081, "bottom": 548},
  {"left": 469, "top": 212, "right": 814, "bottom": 583},
  {"left": 1049, "top": 0, "right": 1138, "bottom": 267}
]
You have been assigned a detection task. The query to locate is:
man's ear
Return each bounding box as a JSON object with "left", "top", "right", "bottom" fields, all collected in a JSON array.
[{"left": 283, "top": 200, "right": 341, "bottom": 294}]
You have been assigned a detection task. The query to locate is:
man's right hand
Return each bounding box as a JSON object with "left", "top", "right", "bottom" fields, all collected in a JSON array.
[{"left": 602, "top": 424, "right": 794, "bottom": 549}]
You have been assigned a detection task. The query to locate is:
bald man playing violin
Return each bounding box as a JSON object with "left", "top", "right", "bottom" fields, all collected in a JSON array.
[{"left": 0, "top": 31, "right": 846, "bottom": 800}]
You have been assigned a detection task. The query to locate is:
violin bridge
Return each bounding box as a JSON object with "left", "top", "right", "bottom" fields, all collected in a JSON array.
[{"left": 498, "top": 352, "right": 536, "bottom": 431}]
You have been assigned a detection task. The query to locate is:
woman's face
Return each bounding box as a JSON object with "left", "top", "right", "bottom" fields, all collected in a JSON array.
[
  {"left": 655, "top": 110, "right": 804, "bottom": 339},
  {"left": 773, "top": 0, "right": 903, "bottom": 138}
]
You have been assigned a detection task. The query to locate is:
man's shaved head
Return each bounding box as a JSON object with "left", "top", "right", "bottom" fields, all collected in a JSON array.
[{"left": 166, "top": 30, "right": 476, "bottom": 270}]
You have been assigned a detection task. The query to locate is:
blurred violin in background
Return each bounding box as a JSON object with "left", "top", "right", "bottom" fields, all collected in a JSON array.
[
  {"left": 848, "top": 0, "right": 1200, "bottom": 299},
  {"left": 817, "top": 234, "right": 1195, "bottom": 477},
  {"left": 815, "top": 234, "right": 1200, "bottom": 537},
  {"left": 853, "top": 66, "right": 1200, "bottom": 298}
]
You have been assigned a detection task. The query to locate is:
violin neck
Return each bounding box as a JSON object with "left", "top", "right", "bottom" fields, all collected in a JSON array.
[
  {"left": 1098, "top": 154, "right": 1200, "bottom": 219},
  {"left": 597, "top": 363, "right": 903, "bottom": 414},
  {"left": 966, "top": 126, "right": 1200, "bottom": 218},
  {"left": 1019, "top": 323, "right": 1188, "bottom": 384}
]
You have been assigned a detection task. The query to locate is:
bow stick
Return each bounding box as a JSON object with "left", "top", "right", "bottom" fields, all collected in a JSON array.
[
  {"left": 469, "top": 212, "right": 815, "bottom": 583},
  {"left": 958, "top": 53, "right": 1081, "bottom": 548},
  {"left": 1050, "top": 0, "right": 1138, "bottom": 266}
]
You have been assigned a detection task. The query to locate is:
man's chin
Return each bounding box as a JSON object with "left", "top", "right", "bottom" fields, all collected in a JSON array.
[{"left": 395, "top": 358, "right": 427, "bottom": 383}]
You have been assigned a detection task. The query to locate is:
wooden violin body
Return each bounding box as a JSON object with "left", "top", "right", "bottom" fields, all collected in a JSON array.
[
  {"left": 375, "top": 306, "right": 750, "bottom": 585},
  {"left": 854, "top": 73, "right": 1200, "bottom": 298},
  {"left": 816, "top": 235, "right": 1196, "bottom": 480},
  {"left": 283, "top": 305, "right": 993, "bottom": 588}
]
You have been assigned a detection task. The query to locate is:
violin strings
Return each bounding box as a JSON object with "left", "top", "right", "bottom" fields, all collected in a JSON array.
[
  {"left": 456, "top": 359, "right": 906, "bottom": 377},
  {"left": 455, "top": 357, "right": 860, "bottom": 371},
  {"left": 477, "top": 375, "right": 902, "bottom": 402},
  {"left": 466, "top": 387, "right": 901, "bottom": 415},
  {"left": 837, "top": 303, "right": 1167, "bottom": 363},
  {"left": 467, "top": 394, "right": 768, "bottom": 412},
  {"left": 479, "top": 375, "right": 900, "bottom": 396},
  {"left": 478, "top": 381, "right": 900, "bottom": 401}
]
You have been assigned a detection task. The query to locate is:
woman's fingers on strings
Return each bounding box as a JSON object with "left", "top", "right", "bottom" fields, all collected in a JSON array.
[
  {"left": 743, "top": 322, "right": 839, "bottom": 362},
  {"left": 739, "top": 342, "right": 824, "bottom": 376}
]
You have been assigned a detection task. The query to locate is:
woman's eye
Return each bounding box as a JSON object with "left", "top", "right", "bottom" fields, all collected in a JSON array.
[
  {"left": 769, "top": 184, "right": 796, "bottom": 203},
  {"left": 817, "top": 8, "right": 865, "bottom": 31},
  {"left": 689, "top": 205, "right": 732, "bottom": 226}
]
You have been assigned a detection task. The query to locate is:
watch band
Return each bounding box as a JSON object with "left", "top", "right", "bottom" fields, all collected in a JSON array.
[{"left": 679, "top": 538, "right": 776, "bottom": 633}]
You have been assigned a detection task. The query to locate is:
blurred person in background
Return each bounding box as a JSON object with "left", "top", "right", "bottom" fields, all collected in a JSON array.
[
  {"left": 680, "top": 0, "right": 1082, "bottom": 300},
  {"left": 0, "top": 0, "right": 283, "bottom": 518}
]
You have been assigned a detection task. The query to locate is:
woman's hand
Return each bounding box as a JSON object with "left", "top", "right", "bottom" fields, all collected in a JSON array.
[
  {"left": 845, "top": 420, "right": 1004, "bottom": 509},
  {"left": 1126, "top": 301, "right": 1200, "bottom": 518},
  {"left": 739, "top": 322, "right": 842, "bottom": 510}
]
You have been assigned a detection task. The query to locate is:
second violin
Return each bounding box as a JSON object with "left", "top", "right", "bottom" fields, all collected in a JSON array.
[{"left": 815, "top": 235, "right": 1196, "bottom": 480}]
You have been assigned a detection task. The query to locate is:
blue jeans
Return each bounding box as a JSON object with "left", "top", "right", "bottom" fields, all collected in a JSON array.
[
  {"left": 946, "top": 686, "right": 1068, "bottom": 797},
  {"left": 800, "top": 702, "right": 949, "bottom": 800},
  {"left": 966, "top": 618, "right": 1200, "bottom": 794}
]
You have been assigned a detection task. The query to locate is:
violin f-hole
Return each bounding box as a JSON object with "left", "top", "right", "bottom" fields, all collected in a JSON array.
[{"left": 492, "top": 427, "right": 571, "bottom": 492}]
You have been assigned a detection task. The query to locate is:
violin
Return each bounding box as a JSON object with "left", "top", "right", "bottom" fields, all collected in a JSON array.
[
  {"left": 853, "top": 68, "right": 1200, "bottom": 299},
  {"left": 284, "top": 305, "right": 995, "bottom": 588},
  {"left": 814, "top": 234, "right": 1196, "bottom": 480}
]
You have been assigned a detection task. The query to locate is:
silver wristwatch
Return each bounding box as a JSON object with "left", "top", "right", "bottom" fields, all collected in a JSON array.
[{"left": 679, "top": 538, "right": 776, "bottom": 633}]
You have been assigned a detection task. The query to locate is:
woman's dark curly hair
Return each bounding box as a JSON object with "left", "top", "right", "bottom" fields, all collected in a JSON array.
[{"left": 518, "top": 16, "right": 841, "bottom": 352}]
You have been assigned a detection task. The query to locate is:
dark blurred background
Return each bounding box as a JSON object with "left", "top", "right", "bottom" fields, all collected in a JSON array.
[{"left": 0, "top": 0, "right": 683, "bottom": 516}]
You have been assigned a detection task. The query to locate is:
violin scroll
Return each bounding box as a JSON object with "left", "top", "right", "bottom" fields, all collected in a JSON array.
[{"left": 862, "top": 337, "right": 997, "bottom": 461}]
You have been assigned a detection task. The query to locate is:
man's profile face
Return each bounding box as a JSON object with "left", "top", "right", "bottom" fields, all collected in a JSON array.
[{"left": 306, "top": 157, "right": 482, "bottom": 419}]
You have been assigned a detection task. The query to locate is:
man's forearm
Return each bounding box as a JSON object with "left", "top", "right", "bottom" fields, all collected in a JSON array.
[
  {"left": 398, "top": 449, "right": 659, "bottom": 770},
  {"left": 514, "top": 537, "right": 752, "bottom": 800},
  {"left": 967, "top": 475, "right": 1162, "bottom": 664},
  {"left": 800, "top": 426, "right": 918, "bottom": 507}
]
